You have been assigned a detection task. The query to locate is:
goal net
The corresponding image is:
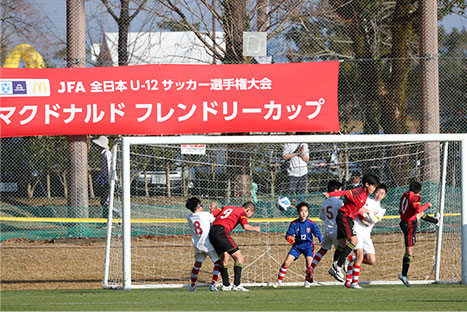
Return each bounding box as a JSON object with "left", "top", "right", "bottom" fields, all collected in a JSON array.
[{"left": 103, "top": 134, "right": 466, "bottom": 289}]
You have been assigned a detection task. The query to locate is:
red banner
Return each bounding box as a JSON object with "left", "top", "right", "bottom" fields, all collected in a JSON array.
[{"left": 0, "top": 62, "right": 339, "bottom": 138}]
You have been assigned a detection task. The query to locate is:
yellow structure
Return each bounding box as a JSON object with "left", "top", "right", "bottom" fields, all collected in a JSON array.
[{"left": 3, "top": 43, "right": 46, "bottom": 68}]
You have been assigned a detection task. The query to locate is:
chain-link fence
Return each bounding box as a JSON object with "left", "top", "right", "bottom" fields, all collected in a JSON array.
[{"left": 0, "top": 0, "right": 465, "bottom": 240}]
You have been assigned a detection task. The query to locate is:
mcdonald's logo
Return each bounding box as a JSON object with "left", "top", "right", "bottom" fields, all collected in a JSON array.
[{"left": 33, "top": 81, "right": 48, "bottom": 94}]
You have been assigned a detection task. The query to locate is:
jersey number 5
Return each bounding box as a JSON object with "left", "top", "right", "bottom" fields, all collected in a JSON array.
[
  {"left": 193, "top": 221, "right": 203, "bottom": 235},
  {"left": 326, "top": 206, "right": 334, "bottom": 220}
]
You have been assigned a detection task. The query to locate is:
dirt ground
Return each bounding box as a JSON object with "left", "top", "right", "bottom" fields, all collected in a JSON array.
[
  {"left": 2, "top": 230, "right": 458, "bottom": 290},
  {"left": 1, "top": 238, "right": 106, "bottom": 290}
]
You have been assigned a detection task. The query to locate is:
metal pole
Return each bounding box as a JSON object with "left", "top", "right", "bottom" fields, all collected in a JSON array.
[
  {"left": 103, "top": 141, "right": 120, "bottom": 288},
  {"left": 66, "top": 0, "right": 88, "bottom": 237},
  {"left": 461, "top": 138, "right": 467, "bottom": 284},
  {"left": 434, "top": 142, "right": 448, "bottom": 281},
  {"left": 122, "top": 138, "right": 132, "bottom": 290},
  {"left": 420, "top": 0, "right": 440, "bottom": 183},
  {"left": 124, "top": 134, "right": 466, "bottom": 146},
  {"left": 257, "top": 0, "right": 268, "bottom": 32}
]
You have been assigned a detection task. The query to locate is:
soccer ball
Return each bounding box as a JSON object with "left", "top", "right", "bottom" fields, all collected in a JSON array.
[{"left": 277, "top": 196, "right": 291, "bottom": 211}]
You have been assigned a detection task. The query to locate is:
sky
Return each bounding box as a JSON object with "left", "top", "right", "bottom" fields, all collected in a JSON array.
[{"left": 439, "top": 11, "right": 466, "bottom": 31}]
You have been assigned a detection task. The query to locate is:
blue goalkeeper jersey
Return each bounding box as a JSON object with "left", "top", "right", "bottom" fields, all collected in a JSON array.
[{"left": 285, "top": 218, "right": 322, "bottom": 248}]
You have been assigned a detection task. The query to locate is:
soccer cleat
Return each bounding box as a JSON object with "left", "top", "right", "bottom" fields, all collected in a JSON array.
[
  {"left": 209, "top": 284, "right": 218, "bottom": 292},
  {"left": 304, "top": 281, "right": 311, "bottom": 288},
  {"left": 344, "top": 280, "right": 351, "bottom": 288},
  {"left": 398, "top": 273, "right": 411, "bottom": 287},
  {"left": 329, "top": 261, "right": 345, "bottom": 282},
  {"left": 232, "top": 284, "right": 249, "bottom": 292},
  {"left": 189, "top": 285, "right": 196, "bottom": 291},
  {"left": 350, "top": 283, "right": 362, "bottom": 289},
  {"left": 306, "top": 266, "right": 313, "bottom": 283},
  {"left": 272, "top": 281, "right": 282, "bottom": 288},
  {"left": 221, "top": 285, "right": 232, "bottom": 291}
]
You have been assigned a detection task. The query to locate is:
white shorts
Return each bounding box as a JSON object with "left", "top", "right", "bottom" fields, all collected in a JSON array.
[
  {"left": 355, "top": 232, "right": 375, "bottom": 255},
  {"left": 321, "top": 230, "right": 338, "bottom": 250},
  {"left": 195, "top": 247, "right": 219, "bottom": 263}
]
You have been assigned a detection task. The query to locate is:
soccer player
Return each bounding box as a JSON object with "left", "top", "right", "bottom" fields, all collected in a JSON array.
[
  {"left": 186, "top": 197, "right": 222, "bottom": 291},
  {"left": 306, "top": 180, "right": 343, "bottom": 283},
  {"left": 345, "top": 184, "right": 387, "bottom": 289},
  {"left": 398, "top": 181, "right": 439, "bottom": 287},
  {"left": 324, "top": 174, "right": 380, "bottom": 282},
  {"left": 274, "top": 202, "right": 322, "bottom": 288},
  {"left": 208, "top": 201, "right": 261, "bottom": 292}
]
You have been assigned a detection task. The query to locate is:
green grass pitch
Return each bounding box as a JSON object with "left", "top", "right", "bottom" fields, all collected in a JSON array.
[{"left": 1, "top": 284, "right": 467, "bottom": 311}]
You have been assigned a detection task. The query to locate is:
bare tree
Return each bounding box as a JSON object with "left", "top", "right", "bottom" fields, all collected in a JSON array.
[
  {"left": 149, "top": 0, "right": 306, "bottom": 196},
  {"left": 282, "top": 0, "right": 465, "bottom": 185},
  {"left": 151, "top": 0, "right": 305, "bottom": 64},
  {"left": 1, "top": 0, "right": 63, "bottom": 65},
  {"left": 99, "top": 0, "right": 149, "bottom": 65}
]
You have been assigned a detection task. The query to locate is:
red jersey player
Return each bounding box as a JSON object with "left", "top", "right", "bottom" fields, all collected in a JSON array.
[
  {"left": 323, "top": 174, "right": 380, "bottom": 282},
  {"left": 398, "top": 181, "right": 439, "bottom": 287},
  {"left": 208, "top": 201, "right": 261, "bottom": 291}
]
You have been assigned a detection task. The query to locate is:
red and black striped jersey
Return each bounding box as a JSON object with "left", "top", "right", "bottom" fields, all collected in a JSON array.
[
  {"left": 212, "top": 206, "right": 248, "bottom": 233},
  {"left": 328, "top": 187, "right": 369, "bottom": 219},
  {"left": 399, "top": 191, "right": 430, "bottom": 221}
]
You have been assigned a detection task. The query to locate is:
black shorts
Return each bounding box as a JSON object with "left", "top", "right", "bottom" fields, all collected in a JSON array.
[
  {"left": 336, "top": 210, "right": 356, "bottom": 239},
  {"left": 208, "top": 225, "right": 239, "bottom": 255},
  {"left": 400, "top": 220, "right": 418, "bottom": 247}
]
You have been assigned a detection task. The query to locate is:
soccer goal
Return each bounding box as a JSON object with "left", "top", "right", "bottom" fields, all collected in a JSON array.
[{"left": 103, "top": 134, "right": 466, "bottom": 289}]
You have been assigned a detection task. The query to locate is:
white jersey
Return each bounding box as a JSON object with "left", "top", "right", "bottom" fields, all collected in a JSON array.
[
  {"left": 187, "top": 211, "right": 216, "bottom": 253},
  {"left": 320, "top": 197, "right": 344, "bottom": 232},
  {"left": 354, "top": 198, "right": 386, "bottom": 254}
]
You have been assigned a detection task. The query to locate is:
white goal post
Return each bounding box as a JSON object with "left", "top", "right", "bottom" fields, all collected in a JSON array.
[{"left": 104, "top": 133, "right": 467, "bottom": 290}]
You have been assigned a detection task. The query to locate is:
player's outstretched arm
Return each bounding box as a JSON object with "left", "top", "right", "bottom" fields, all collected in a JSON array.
[{"left": 243, "top": 224, "right": 261, "bottom": 233}]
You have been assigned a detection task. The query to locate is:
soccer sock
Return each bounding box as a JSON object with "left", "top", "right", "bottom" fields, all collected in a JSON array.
[
  {"left": 220, "top": 265, "right": 230, "bottom": 286},
  {"left": 278, "top": 266, "right": 288, "bottom": 283},
  {"left": 333, "top": 246, "right": 344, "bottom": 262},
  {"left": 233, "top": 263, "right": 243, "bottom": 286},
  {"left": 337, "top": 242, "right": 355, "bottom": 267},
  {"left": 402, "top": 253, "right": 411, "bottom": 276},
  {"left": 311, "top": 249, "right": 326, "bottom": 270},
  {"left": 191, "top": 262, "right": 202, "bottom": 288},
  {"left": 421, "top": 214, "right": 438, "bottom": 224},
  {"left": 211, "top": 260, "right": 221, "bottom": 286},
  {"left": 352, "top": 264, "right": 361, "bottom": 284},
  {"left": 345, "top": 255, "right": 353, "bottom": 284}
]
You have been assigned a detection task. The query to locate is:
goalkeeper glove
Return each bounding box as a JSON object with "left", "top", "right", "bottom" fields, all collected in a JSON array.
[{"left": 286, "top": 235, "right": 295, "bottom": 244}]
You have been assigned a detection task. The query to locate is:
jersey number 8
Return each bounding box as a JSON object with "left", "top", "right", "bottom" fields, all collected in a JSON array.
[{"left": 193, "top": 221, "right": 203, "bottom": 235}]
